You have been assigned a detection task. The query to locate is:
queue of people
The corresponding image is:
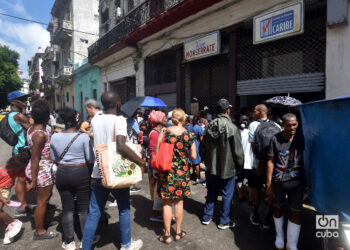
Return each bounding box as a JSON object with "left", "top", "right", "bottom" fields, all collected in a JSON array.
[{"left": 0, "top": 90, "right": 306, "bottom": 250}]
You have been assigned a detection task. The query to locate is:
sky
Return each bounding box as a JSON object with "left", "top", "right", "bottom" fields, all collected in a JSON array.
[{"left": 0, "top": 0, "right": 55, "bottom": 77}]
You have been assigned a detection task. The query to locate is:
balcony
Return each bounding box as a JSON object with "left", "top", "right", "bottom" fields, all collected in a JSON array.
[
  {"left": 58, "top": 66, "right": 72, "bottom": 77},
  {"left": 52, "top": 20, "right": 73, "bottom": 44},
  {"left": 89, "top": 0, "right": 224, "bottom": 63}
]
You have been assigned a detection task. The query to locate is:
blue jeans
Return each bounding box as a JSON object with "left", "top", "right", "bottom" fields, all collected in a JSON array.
[
  {"left": 203, "top": 174, "right": 235, "bottom": 225},
  {"left": 82, "top": 179, "right": 131, "bottom": 250}
]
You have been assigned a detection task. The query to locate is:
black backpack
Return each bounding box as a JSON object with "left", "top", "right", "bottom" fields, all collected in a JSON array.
[
  {"left": 255, "top": 119, "right": 281, "bottom": 160},
  {"left": 0, "top": 113, "right": 23, "bottom": 146}
]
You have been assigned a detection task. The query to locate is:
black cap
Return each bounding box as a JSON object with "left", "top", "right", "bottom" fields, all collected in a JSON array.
[{"left": 217, "top": 98, "right": 232, "bottom": 111}]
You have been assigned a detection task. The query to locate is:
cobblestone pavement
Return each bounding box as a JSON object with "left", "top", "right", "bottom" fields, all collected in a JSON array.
[{"left": 0, "top": 139, "right": 324, "bottom": 250}]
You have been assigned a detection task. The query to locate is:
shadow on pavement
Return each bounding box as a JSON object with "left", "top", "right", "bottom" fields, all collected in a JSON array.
[{"left": 131, "top": 194, "right": 163, "bottom": 236}]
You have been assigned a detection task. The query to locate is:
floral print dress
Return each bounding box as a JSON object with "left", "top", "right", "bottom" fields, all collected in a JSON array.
[
  {"left": 158, "top": 129, "right": 195, "bottom": 199},
  {"left": 25, "top": 129, "right": 56, "bottom": 188}
]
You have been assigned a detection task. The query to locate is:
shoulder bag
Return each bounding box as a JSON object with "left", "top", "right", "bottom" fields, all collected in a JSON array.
[
  {"left": 151, "top": 130, "right": 174, "bottom": 172},
  {"left": 95, "top": 120, "right": 142, "bottom": 189}
]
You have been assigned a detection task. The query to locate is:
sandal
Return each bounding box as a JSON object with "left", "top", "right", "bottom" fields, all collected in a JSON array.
[
  {"left": 175, "top": 230, "right": 186, "bottom": 241},
  {"left": 33, "top": 231, "right": 59, "bottom": 241},
  {"left": 158, "top": 234, "right": 172, "bottom": 244}
]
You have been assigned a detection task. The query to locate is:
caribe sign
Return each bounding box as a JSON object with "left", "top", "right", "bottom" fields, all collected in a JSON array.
[
  {"left": 184, "top": 31, "right": 220, "bottom": 61},
  {"left": 253, "top": 1, "right": 304, "bottom": 44}
]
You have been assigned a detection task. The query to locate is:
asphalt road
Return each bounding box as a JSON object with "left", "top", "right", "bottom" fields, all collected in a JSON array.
[{"left": 0, "top": 138, "right": 325, "bottom": 250}]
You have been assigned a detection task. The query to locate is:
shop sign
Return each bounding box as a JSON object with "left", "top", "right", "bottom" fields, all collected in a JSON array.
[
  {"left": 253, "top": 1, "right": 303, "bottom": 44},
  {"left": 184, "top": 31, "right": 220, "bottom": 61}
]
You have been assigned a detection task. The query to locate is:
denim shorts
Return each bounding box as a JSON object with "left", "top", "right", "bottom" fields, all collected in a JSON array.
[{"left": 272, "top": 181, "right": 304, "bottom": 212}]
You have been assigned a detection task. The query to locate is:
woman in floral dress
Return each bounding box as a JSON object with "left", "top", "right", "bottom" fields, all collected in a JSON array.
[
  {"left": 156, "top": 108, "right": 196, "bottom": 244},
  {"left": 26, "top": 100, "right": 58, "bottom": 240}
]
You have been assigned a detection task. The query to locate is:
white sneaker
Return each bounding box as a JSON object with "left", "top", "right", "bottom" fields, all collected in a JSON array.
[
  {"left": 3, "top": 219, "right": 22, "bottom": 244},
  {"left": 120, "top": 239, "right": 143, "bottom": 250},
  {"left": 196, "top": 178, "right": 205, "bottom": 184},
  {"left": 62, "top": 241, "right": 76, "bottom": 250},
  {"left": 109, "top": 200, "right": 118, "bottom": 208}
]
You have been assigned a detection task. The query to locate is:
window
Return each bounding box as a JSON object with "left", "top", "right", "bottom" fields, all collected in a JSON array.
[
  {"left": 72, "top": 96, "right": 75, "bottom": 108},
  {"left": 145, "top": 50, "right": 176, "bottom": 86},
  {"left": 104, "top": 82, "right": 108, "bottom": 92},
  {"left": 66, "top": 92, "right": 69, "bottom": 102},
  {"left": 128, "top": 0, "right": 134, "bottom": 12},
  {"left": 56, "top": 95, "right": 60, "bottom": 102},
  {"left": 93, "top": 89, "right": 97, "bottom": 100},
  {"left": 101, "top": 9, "right": 109, "bottom": 24},
  {"left": 115, "top": 0, "right": 121, "bottom": 8},
  {"left": 80, "top": 38, "right": 88, "bottom": 44}
]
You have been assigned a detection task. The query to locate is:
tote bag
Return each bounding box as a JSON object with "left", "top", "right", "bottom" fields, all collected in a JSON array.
[
  {"left": 95, "top": 122, "right": 142, "bottom": 189},
  {"left": 151, "top": 131, "right": 174, "bottom": 172}
]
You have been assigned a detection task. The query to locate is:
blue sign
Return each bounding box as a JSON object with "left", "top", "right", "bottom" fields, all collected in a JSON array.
[
  {"left": 253, "top": 1, "right": 303, "bottom": 44},
  {"left": 260, "top": 10, "right": 294, "bottom": 38}
]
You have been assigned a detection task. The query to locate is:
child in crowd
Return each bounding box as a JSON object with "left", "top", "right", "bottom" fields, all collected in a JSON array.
[
  {"left": 80, "top": 115, "right": 93, "bottom": 138},
  {"left": 0, "top": 153, "right": 29, "bottom": 244}
]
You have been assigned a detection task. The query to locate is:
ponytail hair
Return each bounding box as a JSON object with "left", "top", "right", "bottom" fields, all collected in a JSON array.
[{"left": 171, "top": 108, "right": 186, "bottom": 125}]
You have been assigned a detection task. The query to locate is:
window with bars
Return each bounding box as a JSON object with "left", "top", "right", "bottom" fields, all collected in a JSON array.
[
  {"left": 190, "top": 55, "right": 229, "bottom": 112},
  {"left": 145, "top": 50, "right": 176, "bottom": 86},
  {"left": 236, "top": 3, "right": 326, "bottom": 82}
]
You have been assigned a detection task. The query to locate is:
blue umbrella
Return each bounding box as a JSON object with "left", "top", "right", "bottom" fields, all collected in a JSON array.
[
  {"left": 120, "top": 96, "right": 167, "bottom": 118},
  {"left": 140, "top": 96, "right": 167, "bottom": 107}
]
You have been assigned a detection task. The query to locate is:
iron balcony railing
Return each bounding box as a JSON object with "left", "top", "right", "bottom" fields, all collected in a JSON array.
[
  {"left": 57, "top": 65, "right": 72, "bottom": 77},
  {"left": 88, "top": 0, "right": 185, "bottom": 59}
]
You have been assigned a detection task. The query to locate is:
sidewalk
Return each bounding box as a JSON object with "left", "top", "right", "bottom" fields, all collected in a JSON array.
[{"left": 0, "top": 139, "right": 323, "bottom": 249}]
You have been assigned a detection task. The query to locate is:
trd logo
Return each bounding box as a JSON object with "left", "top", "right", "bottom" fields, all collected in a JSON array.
[{"left": 316, "top": 215, "right": 339, "bottom": 230}]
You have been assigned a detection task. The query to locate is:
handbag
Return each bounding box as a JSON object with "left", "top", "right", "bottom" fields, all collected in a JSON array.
[
  {"left": 95, "top": 121, "right": 142, "bottom": 189},
  {"left": 151, "top": 130, "right": 174, "bottom": 172}
]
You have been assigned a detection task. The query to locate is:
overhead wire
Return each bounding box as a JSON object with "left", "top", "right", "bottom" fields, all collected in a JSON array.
[{"left": 0, "top": 11, "right": 99, "bottom": 36}]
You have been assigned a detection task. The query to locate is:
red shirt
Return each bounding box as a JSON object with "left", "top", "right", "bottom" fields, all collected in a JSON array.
[
  {"left": 0, "top": 167, "right": 25, "bottom": 189},
  {"left": 149, "top": 129, "right": 160, "bottom": 158}
]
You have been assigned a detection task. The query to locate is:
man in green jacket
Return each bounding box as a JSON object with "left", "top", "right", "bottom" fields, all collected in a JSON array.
[{"left": 201, "top": 98, "right": 244, "bottom": 230}]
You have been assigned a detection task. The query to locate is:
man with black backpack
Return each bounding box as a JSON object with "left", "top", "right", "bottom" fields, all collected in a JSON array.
[
  {"left": 248, "top": 104, "right": 281, "bottom": 228},
  {"left": 0, "top": 91, "right": 31, "bottom": 217}
]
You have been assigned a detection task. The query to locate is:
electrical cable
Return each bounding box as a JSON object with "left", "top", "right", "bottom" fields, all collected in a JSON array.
[{"left": 0, "top": 11, "right": 99, "bottom": 36}]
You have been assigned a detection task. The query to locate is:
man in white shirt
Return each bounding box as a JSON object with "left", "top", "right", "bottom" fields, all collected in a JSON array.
[
  {"left": 248, "top": 104, "right": 273, "bottom": 228},
  {"left": 82, "top": 92, "right": 146, "bottom": 250}
]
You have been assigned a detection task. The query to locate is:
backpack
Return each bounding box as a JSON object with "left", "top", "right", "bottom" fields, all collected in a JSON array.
[
  {"left": 254, "top": 120, "right": 281, "bottom": 160},
  {"left": 0, "top": 113, "right": 23, "bottom": 146}
]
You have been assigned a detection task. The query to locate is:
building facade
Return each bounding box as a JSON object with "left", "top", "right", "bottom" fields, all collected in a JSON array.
[
  {"left": 28, "top": 47, "right": 45, "bottom": 95},
  {"left": 47, "top": 0, "right": 99, "bottom": 109},
  {"left": 17, "top": 69, "right": 30, "bottom": 95},
  {"left": 88, "top": 0, "right": 349, "bottom": 112},
  {"left": 73, "top": 58, "right": 101, "bottom": 119}
]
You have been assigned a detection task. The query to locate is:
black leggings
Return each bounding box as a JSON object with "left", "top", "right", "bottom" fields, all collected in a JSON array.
[{"left": 56, "top": 165, "right": 90, "bottom": 243}]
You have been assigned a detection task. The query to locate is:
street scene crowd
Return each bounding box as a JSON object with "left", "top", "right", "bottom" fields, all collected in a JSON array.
[{"left": 0, "top": 90, "right": 308, "bottom": 250}]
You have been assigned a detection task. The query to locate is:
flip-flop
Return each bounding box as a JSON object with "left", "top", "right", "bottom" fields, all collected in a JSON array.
[
  {"left": 33, "top": 231, "right": 58, "bottom": 241},
  {"left": 158, "top": 234, "right": 172, "bottom": 244},
  {"left": 175, "top": 230, "right": 186, "bottom": 242}
]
